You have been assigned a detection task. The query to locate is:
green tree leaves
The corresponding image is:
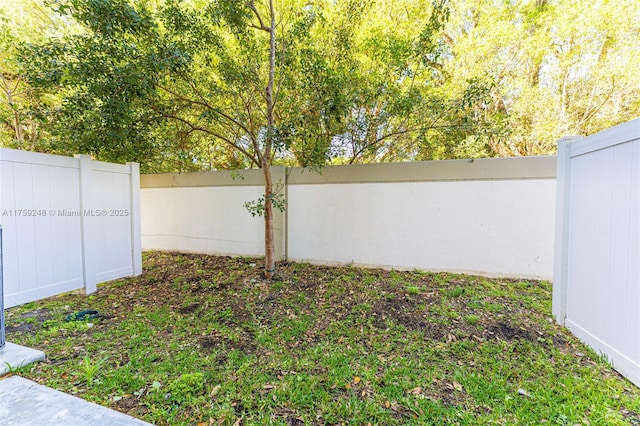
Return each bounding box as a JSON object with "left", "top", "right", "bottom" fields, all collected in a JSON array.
[
  {"left": 2, "top": 0, "right": 639, "bottom": 168},
  {"left": 442, "top": 0, "right": 640, "bottom": 155}
]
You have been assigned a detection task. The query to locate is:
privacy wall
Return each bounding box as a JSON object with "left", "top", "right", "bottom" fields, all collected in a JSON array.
[
  {"left": 141, "top": 171, "right": 278, "bottom": 258},
  {"left": 553, "top": 119, "right": 640, "bottom": 387},
  {"left": 141, "top": 156, "right": 556, "bottom": 280},
  {"left": 0, "top": 149, "right": 142, "bottom": 308}
]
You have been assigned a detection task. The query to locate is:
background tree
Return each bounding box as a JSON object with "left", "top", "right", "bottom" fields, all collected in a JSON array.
[
  {"left": 6, "top": 0, "right": 640, "bottom": 164},
  {"left": 441, "top": 0, "right": 640, "bottom": 155},
  {"left": 0, "top": 0, "right": 73, "bottom": 150},
  {"left": 301, "top": 0, "right": 505, "bottom": 164},
  {"left": 6, "top": 0, "right": 640, "bottom": 278}
]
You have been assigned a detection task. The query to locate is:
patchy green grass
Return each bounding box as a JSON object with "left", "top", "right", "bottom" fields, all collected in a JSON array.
[{"left": 5, "top": 252, "right": 640, "bottom": 425}]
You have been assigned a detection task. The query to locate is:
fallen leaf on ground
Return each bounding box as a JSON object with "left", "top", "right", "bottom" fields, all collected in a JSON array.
[
  {"left": 517, "top": 388, "right": 531, "bottom": 397},
  {"left": 210, "top": 384, "right": 221, "bottom": 397}
]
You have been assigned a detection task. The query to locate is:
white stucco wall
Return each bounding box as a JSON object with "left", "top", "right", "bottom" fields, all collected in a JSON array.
[
  {"left": 141, "top": 186, "right": 264, "bottom": 256},
  {"left": 287, "top": 179, "right": 556, "bottom": 279},
  {"left": 140, "top": 157, "right": 557, "bottom": 280}
]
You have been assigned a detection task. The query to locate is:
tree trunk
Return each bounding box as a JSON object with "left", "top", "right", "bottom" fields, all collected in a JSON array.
[
  {"left": 262, "top": 160, "right": 275, "bottom": 278},
  {"left": 263, "top": 0, "right": 277, "bottom": 279},
  {"left": 0, "top": 75, "right": 24, "bottom": 147}
]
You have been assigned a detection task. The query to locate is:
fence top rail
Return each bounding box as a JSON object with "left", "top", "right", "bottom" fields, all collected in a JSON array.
[
  {"left": 570, "top": 118, "right": 640, "bottom": 158},
  {"left": 0, "top": 149, "right": 137, "bottom": 174},
  {"left": 0, "top": 148, "right": 79, "bottom": 169},
  {"left": 141, "top": 156, "right": 557, "bottom": 188}
]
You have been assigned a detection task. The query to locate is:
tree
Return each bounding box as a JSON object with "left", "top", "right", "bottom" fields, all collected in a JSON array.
[
  {"left": 17, "top": 0, "right": 500, "bottom": 277},
  {"left": 441, "top": 0, "right": 640, "bottom": 155},
  {"left": 23, "top": 0, "right": 353, "bottom": 277},
  {"left": 17, "top": 0, "right": 640, "bottom": 280},
  {"left": 296, "top": 0, "right": 506, "bottom": 164},
  {"left": 0, "top": 0, "right": 72, "bottom": 150}
]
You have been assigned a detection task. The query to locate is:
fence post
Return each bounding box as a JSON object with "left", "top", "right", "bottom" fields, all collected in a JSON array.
[
  {"left": 75, "top": 154, "right": 97, "bottom": 294},
  {"left": 552, "top": 136, "right": 582, "bottom": 325},
  {"left": 127, "top": 162, "right": 142, "bottom": 275}
]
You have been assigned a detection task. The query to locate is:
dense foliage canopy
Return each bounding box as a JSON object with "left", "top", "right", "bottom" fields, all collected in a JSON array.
[{"left": 1, "top": 0, "right": 639, "bottom": 172}]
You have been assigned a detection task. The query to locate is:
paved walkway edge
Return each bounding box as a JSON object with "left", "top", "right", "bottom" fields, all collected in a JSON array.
[
  {"left": 0, "top": 342, "right": 45, "bottom": 376},
  {"left": 0, "top": 375, "right": 153, "bottom": 425}
]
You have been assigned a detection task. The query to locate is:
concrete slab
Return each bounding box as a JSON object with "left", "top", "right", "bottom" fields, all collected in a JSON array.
[
  {"left": 0, "top": 375, "right": 153, "bottom": 425},
  {"left": 0, "top": 342, "right": 45, "bottom": 376}
]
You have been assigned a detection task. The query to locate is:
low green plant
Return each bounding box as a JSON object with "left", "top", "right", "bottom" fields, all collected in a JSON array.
[
  {"left": 42, "top": 319, "right": 57, "bottom": 328},
  {"left": 406, "top": 285, "right": 420, "bottom": 295},
  {"left": 3, "top": 362, "right": 18, "bottom": 373},
  {"left": 463, "top": 314, "right": 480, "bottom": 325},
  {"left": 216, "top": 307, "right": 234, "bottom": 321},
  {"left": 446, "top": 286, "right": 466, "bottom": 298},
  {"left": 78, "top": 356, "right": 108, "bottom": 385},
  {"left": 168, "top": 372, "right": 205, "bottom": 402}
]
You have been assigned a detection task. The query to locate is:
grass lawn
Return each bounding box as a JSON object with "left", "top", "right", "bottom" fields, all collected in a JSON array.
[{"left": 5, "top": 252, "right": 640, "bottom": 425}]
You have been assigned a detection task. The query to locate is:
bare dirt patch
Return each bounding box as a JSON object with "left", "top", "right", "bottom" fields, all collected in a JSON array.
[{"left": 7, "top": 251, "right": 637, "bottom": 425}]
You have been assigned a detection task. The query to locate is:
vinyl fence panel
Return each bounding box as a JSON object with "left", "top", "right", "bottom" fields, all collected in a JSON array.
[
  {"left": 85, "top": 160, "right": 138, "bottom": 285},
  {"left": 0, "top": 149, "right": 142, "bottom": 308},
  {"left": 554, "top": 118, "right": 640, "bottom": 387},
  {"left": 1, "top": 150, "right": 84, "bottom": 307}
]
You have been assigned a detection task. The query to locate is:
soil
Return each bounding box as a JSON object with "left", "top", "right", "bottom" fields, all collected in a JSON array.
[
  {"left": 9, "top": 252, "right": 566, "bottom": 355},
  {"left": 9, "top": 251, "right": 615, "bottom": 424},
  {"left": 99, "top": 253, "right": 562, "bottom": 353}
]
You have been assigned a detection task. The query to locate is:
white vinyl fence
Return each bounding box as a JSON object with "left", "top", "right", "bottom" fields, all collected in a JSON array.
[
  {"left": 553, "top": 118, "right": 640, "bottom": 387},
  {"left": 141, "top": 156, "right": 557, "bottom": 280},
  {"left": 0, "top": 149, "right": 142, "bottom": 308}
]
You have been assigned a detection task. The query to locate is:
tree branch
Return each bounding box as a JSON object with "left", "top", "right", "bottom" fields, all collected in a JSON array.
[
  {"left": 348, "top": 116, "right": 478, "bottom": 164},
  {"left": 571, "top": 79, "right": 616, "bottom": 134},
  {"left": 157, "top": 82, "right": 258, "bottom": 145},
  {"left": 157, "top": 110, "right": 260, "bottom": 167},
  {"left": 238, "top": 91, "right": 264, "bottom": 163},
  {"left": 349, "top": 126, "right": 415, "bottom": 163},
  {"left": 246, "top": 1, "right": 270, "bottom": 32}
]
